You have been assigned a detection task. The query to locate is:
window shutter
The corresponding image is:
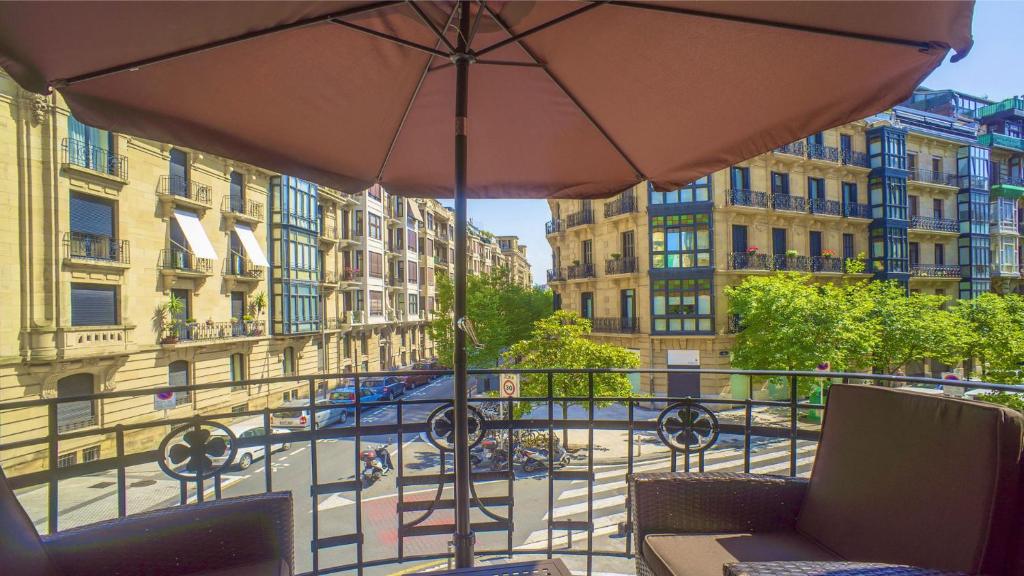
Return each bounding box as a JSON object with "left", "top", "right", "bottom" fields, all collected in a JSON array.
[
  {"left": 70, "top": 284, "right": 117, "bottom": 326},
  {"left": 70, "top": 192, "right": 114, "bottom": 237},
  {"left": 57, "top": 374, "right": 95, "bottom": 431}
]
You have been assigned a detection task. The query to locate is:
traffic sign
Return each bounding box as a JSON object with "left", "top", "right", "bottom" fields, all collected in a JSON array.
[
  {"left": 500, "top": 373, "right": 519, "bottom": 398},
  {"left": 154, "top": 391, "right": 176, "bottom": 410}
]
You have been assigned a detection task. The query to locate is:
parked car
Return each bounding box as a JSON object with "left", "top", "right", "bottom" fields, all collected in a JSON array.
[
  {"left": 270, "top": 398, "right": 347, "bottom": 429},
  {"left": 327, "top": 382, "right": 386, "bottom": 415},
  {"left": 400, "top": 362, "right": 439, "bottom": 389},
  {"left": 210, "top": 418, "right": 290, "bottom": 470},
  {"left": 364, "top": 376, "right": 405, "bottom": 400}
]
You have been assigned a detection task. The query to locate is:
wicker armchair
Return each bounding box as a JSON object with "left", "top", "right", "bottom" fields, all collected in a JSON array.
[
  {"left": 630, "top": 384, "right": 1024, "bottom": 576},
  {"left": 1, "top": 465, "right": 294, "bottom": 576}
]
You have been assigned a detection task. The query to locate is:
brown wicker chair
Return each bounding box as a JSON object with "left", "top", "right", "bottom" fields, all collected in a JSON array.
[
  {"left": 1, "top": 465, "right": 294, "bottom": 576},
  {"left": 630, "top": 384, "right": 1024, "bottom": 576}
]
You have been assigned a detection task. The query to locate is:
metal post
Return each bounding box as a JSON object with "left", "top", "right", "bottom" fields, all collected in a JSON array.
[{"left": 452, "top": 0, "right": 474, "bottom": 567}]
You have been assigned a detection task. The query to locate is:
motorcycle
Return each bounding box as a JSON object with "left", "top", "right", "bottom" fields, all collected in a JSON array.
[
  {"left": 519, "top": 444, "right": 570, "bottom": 473},
  {"left": 360, "top": 444, "right": 393, "bottom": 487}
]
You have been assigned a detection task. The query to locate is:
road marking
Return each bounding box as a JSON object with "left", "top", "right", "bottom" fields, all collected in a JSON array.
[
  {"left": 290, "top": 446, "right": 307, "bottom": 455},
  {"left": 544, "top": 494, "right": 626, "bottom": 520},
  {"left": 318, "top": 493, "right": 355, "bottom": 511}
]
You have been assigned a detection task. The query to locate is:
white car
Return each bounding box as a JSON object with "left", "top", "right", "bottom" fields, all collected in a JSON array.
[
  {"left": 210, "top": 418, "right": 290, "bottom": 471},
  {"left": 270, "top": 399, "right": 346, "bottom": 429}
]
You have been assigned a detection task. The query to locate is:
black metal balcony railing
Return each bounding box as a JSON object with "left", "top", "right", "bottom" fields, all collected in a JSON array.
[
  {"left": 163, "top": 320, "right": 266, "bottom": 343},
  {"left": 546, "top": 268, "right": 566, "bottom": 283},
  {"left": 843, "top": 202, "right": 873, "bottom": 219},
  {"left": 774, "top": 141, "right": 804, "bottom": 156},
  {"left": 806, "top": 143, "right": 839, "bottom": 162},
  {"left": 992, "top": 173, "right": 1024, "bottom": 188},
  {"left": 160, "top": 248, "right": 214, "bottom": 274},
  {"left": 603, "top": 196, "right": 637, "bottom": 218},
  {"left": 772, "top": 254, "right": 812, "bottom": 271},
  {"left": 545, "top": 219, "right": 564, "bottom": 235},
  {"left": 840, "top": 149, "right": 869, "bottom": 168},
  {"left": 222, "top": 196, "right": 265, "bottom": 221},
  {"left": 727, "top": 189, "right": 769, "bottom": 208},
  {"left": 566, "top": 263, "right": 596, "bottom": 280},
  {"left": 605, "top": 256, "right": 638, "bottom": 275},
  {"left": 158, "top": 175, "right": 212, "bottom": 207},
  {"left": 590, "top": 317, "right": 639, "bottom": 333},
  {"left": 61, "top": 138, "right": 128, "bottom": 180},
  {"left": 565, "top": 210, "right": 594, "bottom": 228},
  {"left": 340, "top": 268, "right": 361, "bottom": 281},
  {"left": 1, "top": 369, "right": 1017, "bottom": 576},
  {"left": 727, "top": 252, "right": 773, "bottom": 271},
  {"left": 811, "top": 255, "right": 844, "bottom": 273},
  {"left": 771, "top": 193, "right": 806, "bottom": 212},
  {"left": 909, "top": 169, "right": 958, "bottom": 187},
  {"left": 64, "top": 231, "right": 130, "bottom": 264},
  {"left": 224, "top": 256, "right": 264, "bottom": 279},
  {"left": 910, "top": 264, "right": 960, "bottom": 278},
  {"left": 910, "top": 215, "right": 959, "bottom": 233},
  {"left": 808, "top": 198, "right": 842, "bottom": 216}
]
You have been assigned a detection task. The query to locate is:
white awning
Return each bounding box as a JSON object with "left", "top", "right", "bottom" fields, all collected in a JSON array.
[
  {"left": 233, "top": 223, "right": 269, "bottom": 267},
  {"left": 172, "top": 209, "right": 218, "bottom": 259}
]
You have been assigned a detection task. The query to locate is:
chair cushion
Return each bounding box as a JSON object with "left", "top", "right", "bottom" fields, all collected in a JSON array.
[
  {"left": 724, "top": 561, "right": 966, "bottom": 576},
  {"left": 0, "top": 467, "right": 55, "bottom": 576},
  {"left": 796, "top": 384, "right": 1024, "bottom": 574},
  {"left": 643, "top": 532, "right": 838, "bottom": 576}
]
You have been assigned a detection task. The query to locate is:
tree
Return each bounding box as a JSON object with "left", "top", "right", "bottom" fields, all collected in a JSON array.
[
  {"left": 429, "top": 268, "right": 551, "bottom": 368},
  {"left": 951, "top": 293, "right": 1024, "bottom": 382},
  {"left": 502, "top": 311, "right": 639, "bottom": 434}
]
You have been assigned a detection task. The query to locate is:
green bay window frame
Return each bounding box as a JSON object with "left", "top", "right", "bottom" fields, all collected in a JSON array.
[
  {"left": 651, "top": 277, "right": 713, "bottom": 334},
  {"left": 651, "top": 213, "right": 712, "bottom": 269},
  {"left": 648, "top": 177, "right": 711, "bottom": 205}
]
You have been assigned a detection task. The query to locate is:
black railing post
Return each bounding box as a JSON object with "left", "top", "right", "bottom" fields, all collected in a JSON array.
[
  {"left": 354, "top": 373, "right": 365, "bottom": 575},
  {"left": 586, "top": 371, "right": 595, "bottom": 576},
  {"left": 263, "top": 407, "right": 273, "bottom": 491},
  {"left": 47, "top": 401, "right": 58, "bottom": 534},
  {"left": 115, "top": 425, "right": 127, "bottom": 518},
  {"left": 789, "top": 374, "right": 798, "bottom": 477},
  {"left": 308, "top": 377, "right": 320, "bottom": 575},
  {"left": 744, "top": 378, "right": 752, "bottom": 473},
  {"left": 546, "top": 371, "right": 554, "bottom": 558}
]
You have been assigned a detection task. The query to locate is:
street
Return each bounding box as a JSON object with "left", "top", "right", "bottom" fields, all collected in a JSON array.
[{"left": 18, "top": 375, "right": 817, "bottom": 576}]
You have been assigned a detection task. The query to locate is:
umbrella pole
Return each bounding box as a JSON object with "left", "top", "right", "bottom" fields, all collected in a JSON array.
[{"left": 452, "top": 0, "right": 474, "bottom": 568}]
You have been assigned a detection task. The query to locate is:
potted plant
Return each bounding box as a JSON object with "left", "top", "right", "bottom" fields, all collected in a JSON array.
[
  {"left": 572, "top": 259, "right": 580, "bottom": 266},
  {"left": 205, "top": 317, "right": 215, "bottom": 327},
  {"left": 158, "top": 294, "right": 185, "bottom": 344},
  {"left": 785, "top": 249, "right": 799, "bottom": 258},
  {"left": 820, "top": 249, "right": 836, "bottom": 259},
  {"left": 610, "top": 253, "right": 622, "bottom": 260},
  {"left": 746, "top": 246, "right": 759, "bottom": 255},
  {"left": 249, "top": 290, "right": 267, "bottom": 319}
]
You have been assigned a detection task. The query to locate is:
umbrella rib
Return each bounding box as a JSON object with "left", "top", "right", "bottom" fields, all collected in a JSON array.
[
  {"left": 406, "top": 0, "right": 457, "bottom": 53},
  {"left": 605, "top": 1, "right": 935, "bottom": 53},
  {"left": 54, "top": 1, "right": 401, "bottom": 88},
  {"left": 375, "top": 3, "right": 460, "bottom": 183},
  {"left": 329, "top": 19, "right": 450, "bottom": 58},
  {"left": 480, "top": 2, "right": 645, "bottom": 181},
  {"left": 474, "top": 3, "right": 601, "bottom": 58}
]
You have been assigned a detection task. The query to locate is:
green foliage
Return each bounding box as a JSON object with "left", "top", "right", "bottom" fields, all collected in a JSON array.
[
  {"left": 166, "top": 293, "right": 185, "bottom": 317},
  {"left": 976, "top": 391, "right": 1024, "bottom": 413},
  {"left": 249, "top": 291, "right": 267, "bottom": 318},
  {"left": 429, "top": 270, "right": 552, "bottom": 368},
  {"left": 950, "top": 293, "right": 1024, "bottom": 382},
  {"left": 503, "top": 311, "right": 638, "bottom": 408},
  {"left": 844, "top": 252, "right": 867, "bottom": 275}
]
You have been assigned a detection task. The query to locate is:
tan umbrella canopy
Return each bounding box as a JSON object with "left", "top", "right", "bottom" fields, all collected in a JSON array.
[{"left": 0, "top": 1, "right": 974, "bottom": 568}]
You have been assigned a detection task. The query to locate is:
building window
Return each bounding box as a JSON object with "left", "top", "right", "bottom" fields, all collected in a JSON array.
[
  {"left": 935, "top": 243, "right": 945, "bottom": 266},
  {"left": 355, "top": 210, "right": 364, "bottom": 236},
  {"left": 652, "top": 278, "right": 713, "bottom": 333},
  {"left": 622, "top": 230, "right": 635, "bottom": 259},
  {"left": 282, "top": 347, "right": 296, "bottom": 376},
  {"left": 909, "top": 195, "right": 920, "bottom": 218},
  {"left": 771, "top": 172, "right": 790, "bottom": 195},
  {"left": 231, "top": 404, "right": 247, "bottom": 414},
  {"left": 582, "top": 240, "right": 593, "bottom": 267},
  {"left": 69, "top": 192, "right": 118, "bottom": 261},
  {"left": 57, "top": 374, "right": 96, "bottom": 432},
  {"left": 807, "top": 177, "right": 825, "bottom": 200},
  {"left": 649, "top": 177, "right": 711, "bottom": 204},
  {"left": 82, "top": 446, "right": 101, "bottom": 463},
  {"left": 651, "top": 214, "right": 712, "bottom": 269},
  {"left": 168, "top": 360, "right": 192, "bottom": 407},
  {"left": 581, "top": 292, "right": 594, "bottom": 319},
  {"left": 408, "top": 259, "right": 418, "bottom": 284},
  {"left": 369, "top": 290, "right": 383, "bottom": 315},
  {"left": 730, "top": 167, "right": 750, "bottom": 190},
  {"left": 354, "top": 289, "right": 365, "bottom": 313},
  {"left": 67, "top": 116, "right": 116, "bottom": 174},
  {"left": 344, "top": 334, "right": 352, "bottom": 359},
  {"left": 70, "top": 283, "right": 118, "bottom": 326},
  {"left": 57, "top": 452, "right": 78, "bottom": 469},
  {"left": 409, "top": 294, "right": 420, "bottom": 315},
  {"left": 933, "top": 198, "right": 944, "bottom": 219},
  {"left": 369, "top": 251, "right": 383, "bottom": 278},
  {"left": 361, "top": 333, "right": 368, "bottom": 355},
  {"left": 368, "top": 213, "right": 382, "bottom": 240},
  {"left": 230, "top": 353, "right": 247, "bottom": 390}
]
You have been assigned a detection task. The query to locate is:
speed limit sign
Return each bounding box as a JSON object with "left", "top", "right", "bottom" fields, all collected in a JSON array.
[{"left": 500, "top": 373, "right": 519, "bottom": 398}]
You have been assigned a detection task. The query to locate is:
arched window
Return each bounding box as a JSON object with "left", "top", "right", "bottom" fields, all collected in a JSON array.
[
  {"left": 282, "top": 347, "right": 295, "bottom": 376},
  {"left": 168, "top": 360, "right": 192, "bottom": 407},
  {"left": 56, "top": 374, "right": 96, "bottom": 432}
]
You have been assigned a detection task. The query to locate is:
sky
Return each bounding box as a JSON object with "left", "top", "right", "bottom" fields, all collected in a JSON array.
[{"left": 449, "top": 0, "right": 1024, "bottom": 286}]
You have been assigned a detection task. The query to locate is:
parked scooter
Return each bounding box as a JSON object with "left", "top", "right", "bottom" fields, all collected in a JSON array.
[
  {"left": 360, "top": 444, "right": 393, "bottom": 487},
  {"left": 519, "top": 444, "right": 570, "bottom": 473}
]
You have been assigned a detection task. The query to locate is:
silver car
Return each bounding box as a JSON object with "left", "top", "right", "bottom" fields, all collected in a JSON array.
[{"left": 210, "top": 418, "right": 290, "bottom": 470}]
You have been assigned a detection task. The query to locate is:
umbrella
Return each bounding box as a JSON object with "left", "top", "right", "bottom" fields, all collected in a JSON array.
[{"left": 0, "top": 1, "right": 973, "bottom": 567}]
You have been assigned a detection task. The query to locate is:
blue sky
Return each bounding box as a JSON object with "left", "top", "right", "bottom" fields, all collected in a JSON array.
[{"left": 449, "top": 1, "right": 1024, "bottom": 286}]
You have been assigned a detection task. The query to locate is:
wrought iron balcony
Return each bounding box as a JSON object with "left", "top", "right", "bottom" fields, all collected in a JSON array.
[
  {"left": 773, "top": 141, "right": 804, "bottom": 156},
  {"left": 910, "top": 215, "right": 958, "bottom": 233},
  {"left": 159, "top": 247, "right": 214, "bottom": 275},
  {"left": 807, "top": 198, "right": 841, "bottom": 216},
  {"left": 909, "top": 169, "right": 957, "bottom": 187},
  {"left": 770, "top": 193, "right": 806, "bottom": 212},
  {"left": 605, "top": 256, "right": 638, "bottom": 275},
  {"left": 545, "top": 219, "right": 564, "bottom": 235},
  {"left": 604, "top": 196, "right": 637, "bottom": 218},
  {"left": 61, "top": 138, "right": 128, "bottom": 180},
  {"left": 772, "top": 254, "right": 812, "bottom": 271},
  {"left": 1, "top": 369, "right": 1015, "bottom": 576},
  {"left": 910, "top": 264, "right": 960, "bottom": 278},
  {"left": 843, "top": 202, "right": 872, "bottom": 219},
  {"left": 806, "top": 143, "right": 839, "bottom": 162},
  {"left": 224, "top": 255, "right": 264, "bottom": 280},
  {"left": 992, "top": 173, "right": 1024, "bottom": 188},
  {"left": 340, "top": 268, "right": 362, "bottom": 282},
  {"left": 840, "top": 149, "right": 869, "bottom": 167},
  {"left": 565, "top": 210, "right": 594, "bottom": 228},
  {"left": 566, "top": 263, "right": 596, "bottom": 280},
  {"left": 590, "top": 317, "right": 639, "bottom": 333},
  {"left": 726, "top": 189, "right": 768, "bottom": 209},
  {"left": 162, "top": 320, "right": 266, "bottom": 343},
  {"left": 546, "top": 268, "right": 566, "bottom": 283},
  {"left": 221, "top": 196, "right": 264, "bottom": 222},
  {"left": 727, "top": 252, "right": 773, "bottom": 271},
  {"left": 157, "top": 175, "right": 212, "bottom": 208},
  {"left": 63, "top": 232, "right": 130, "bottom": 265},
  {"left": 811, "top": 255, "right": 844, "bottom": 273}
]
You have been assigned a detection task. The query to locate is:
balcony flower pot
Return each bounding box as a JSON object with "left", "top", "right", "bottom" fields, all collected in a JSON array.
[
  {"left": 785, "top": 249, "right": 799, "bottom": 258},
  {"left": 746, "top": 246, "right": 759, "bottom": 255},
  {"left": 610, "top": 253, "right": 621, "bottom": 260}
]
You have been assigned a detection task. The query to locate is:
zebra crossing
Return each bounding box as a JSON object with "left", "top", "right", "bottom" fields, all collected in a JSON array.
[{"left": 517, "top": 439, "right": 818, "bottom": 551}]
